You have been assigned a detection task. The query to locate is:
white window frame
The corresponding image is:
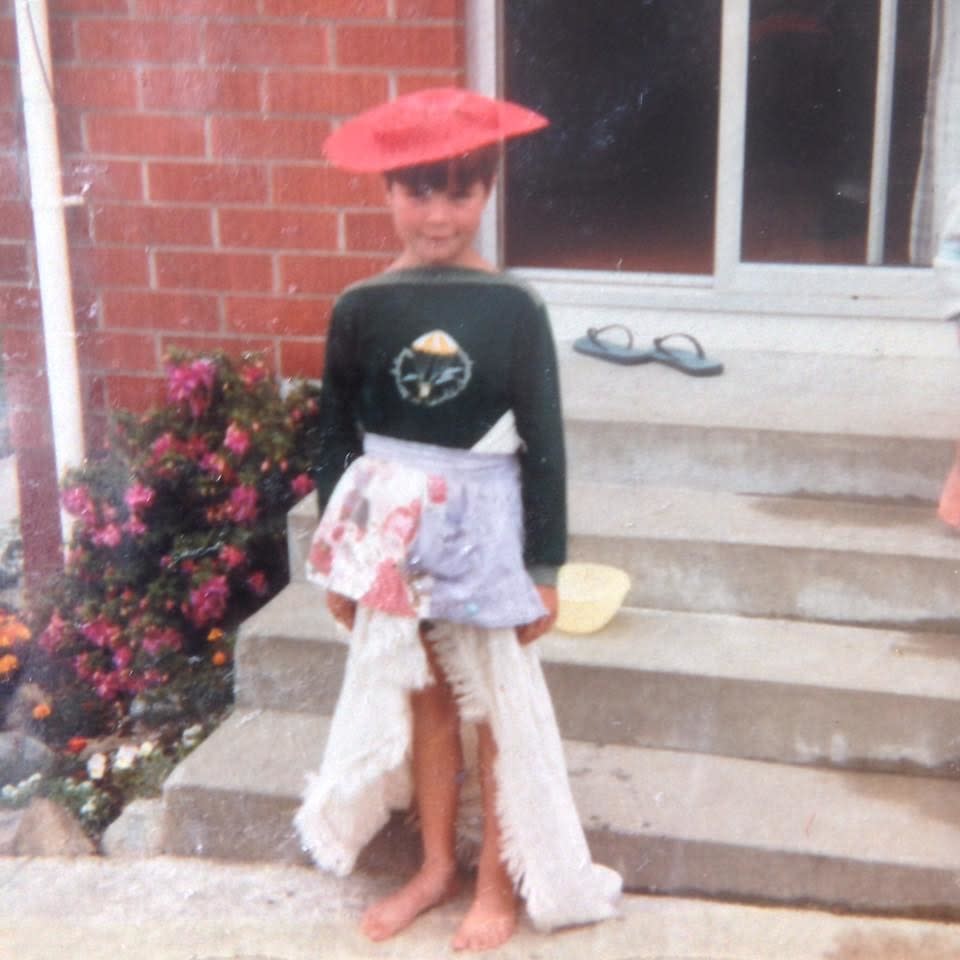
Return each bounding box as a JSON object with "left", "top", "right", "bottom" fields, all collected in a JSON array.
[{"left": 468, "top": 0, "right": 945, "bottom": 320}]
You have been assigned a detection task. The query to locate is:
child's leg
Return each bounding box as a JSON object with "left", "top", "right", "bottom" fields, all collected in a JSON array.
[
  {"left": 452, "top": 722, "right": 518, "bottom": 952},
  {"left": 361, "top": 636, "right": 462, "bottom": 942}
]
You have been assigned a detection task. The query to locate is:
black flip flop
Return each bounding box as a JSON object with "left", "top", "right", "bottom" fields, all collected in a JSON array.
[
  {"left": 649, "top": 333, "right": 724, "bottom": 377},
  {"left": 572, "top": 325, "right": 657, "bottom": 365}
]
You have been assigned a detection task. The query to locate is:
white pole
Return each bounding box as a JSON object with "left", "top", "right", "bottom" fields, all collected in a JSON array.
[{"left": 14, "top": 0, "right": 85, "bottom": 543}]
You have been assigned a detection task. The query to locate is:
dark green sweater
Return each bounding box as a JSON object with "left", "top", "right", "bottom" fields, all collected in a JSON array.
[{"left": 308, "top": 267, "right": 567, "bottom": 575}]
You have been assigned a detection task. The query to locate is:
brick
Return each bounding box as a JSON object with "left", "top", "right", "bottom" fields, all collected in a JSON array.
[
  {"left": 261, "top": 0, "right": 386, "bottom": 17},
  {"left": 148, "top": 162, "right": 268, "bottom": 204},
  {"left": 81, "top": 330, "right": 157, "bottom": 372},
  {"left": 6, "top": 369, "right": 51, "bottom": 416},
  {"left": 77, "top": 19, "right": 203, "bottom": 64},
  {"left": 224, "top": 295, "right": 330, "bottom": 336},
  {"left": 64, "top": 159, "right": 144, "bottom": 202},
  {"left": 0, "top": 285, "right": 40, "bottom": 325},
  {"left": 205, "top": 22, "right": 329, "bottom": 68},
  {"left": 49, "top": 19, "right": 76, "bottom": 62},
  {"left": 280, "top": 337, "right": 325, "bottom": 379},
  {"left": 0, "top": 18, "right": 14, "bottom": 62},
  {"left": 0, "top": 202, "right": 30, "bottom": 241},
  {"left": 141, "top": 68, "right": 261, "bottom": 113},
  {"left": 155, "top": 250, "right": 274, "bottom": 292},
  {"left": 345, "top": 211, "right": 396, "bottom": 252},
  {"left": 100, "top": 289, "right": 220, "bottom": 331},
  {"left": 219, "top": 208, "right": 337, "bottom": 250},
  {"left": 0, "top": 242, "right": 29, "bottom": 284},
  {"left": 137, "top": 0, "right": 258, "bottom": 14},
  {"left": 266, "top": 71, "right": 388, "bottom": 116},
  {"left": 58, "top": 113, "right": 85, "bottom": 154},
  {"left": 279, "top": 253, "right": 387, "bottom": 295},
  {"left": 396, "top": 71, "right": 463, "bottom": 95},
  {"left": 0, "top": 155, "right": 23, "bottom": 200},
  {"left": 49, "top": 0, "right": 129, "bottom": 13},
  {"left": 273, "top": 164, "right": 386, "bottom": 207},
  {"left": 0, "top": 110, "right": 15, "bottom": 151},
  {"left": 71, "top": 245, "right": 150, "bottom": 288},
  {"left": 211, "top": 116, "right": 330, "bottom": 160},
  {"left": 85, "top": 114, "right": 206, "bottom": 157},
  {"left": 0, "top": 66, "right": 13, "bottom": 110},
  {"left": 104, "top": 374, "right": 166, "bottom": 414},
  {"left": 11, "top": 406, "right": 55, "bottom": 455},
  {"left": 94, "top": 204, "right": 213, "bottom": 246},
  {"left": 54, "top": 66, "right": 138, "bottom": 109},
  {"left": 64, "top": 204, "right": 93, "bottom": 246},
  {"left": 1, "top": 327, "right": 44, "bottom": 369},
  {"left": 396, "top": 0, "right": 462, "bottom": 17},
  {"left": 337, "top": 24, "right": 462, "bottom": 70}
]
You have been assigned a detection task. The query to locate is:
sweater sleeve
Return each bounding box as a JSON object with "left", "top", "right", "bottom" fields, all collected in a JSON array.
[
  {"left": 511, "top": 295, "right": 567, "bottom": 577},
  {"left": 307, "top": 297, "right": 363, "bottom": 507}
]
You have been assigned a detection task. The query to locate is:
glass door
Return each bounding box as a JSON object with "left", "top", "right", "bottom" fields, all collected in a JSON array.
[{"left": 494, "top": 0, "right": 942, "bottom": 306}]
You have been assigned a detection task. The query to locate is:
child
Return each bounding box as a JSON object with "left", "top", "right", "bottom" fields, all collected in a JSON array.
[{"left": 294, "top": 87, "right": 621, "bottom": 952}]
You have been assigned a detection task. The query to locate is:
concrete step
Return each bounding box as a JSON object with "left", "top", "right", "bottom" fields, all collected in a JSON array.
[
  {"left": 569, "top": 482, "right": 960, "bottom": 629},
  {"left": 162, "top": 707, "right": 960, "bottom": 918},
  {"left": 235, "top": 582, "right": 960, "bottom": 778},
  {"left": 288, "top": 481, "right": 960, "bottom": 629},
  {"left": 560, "top": 348, "right": 956, "bottom": 499}
]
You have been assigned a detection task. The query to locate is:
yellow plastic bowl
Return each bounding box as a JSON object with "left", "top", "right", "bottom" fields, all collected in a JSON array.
[{"left": 555, "top": 562, "right": 631, "bottom": 634}]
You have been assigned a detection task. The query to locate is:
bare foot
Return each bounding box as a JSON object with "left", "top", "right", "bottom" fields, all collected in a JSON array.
[
  {"left": 451, "top": 881, "right": 518, "bottom": 952},
  {"left": 361, "top": 865, "right": 459, "bottom": 942}
]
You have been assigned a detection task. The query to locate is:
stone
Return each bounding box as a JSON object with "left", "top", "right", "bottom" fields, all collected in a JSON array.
[
  {"left": 0, "top": 730, "right": 54, "bottom": 787},
  {"left": 101, "top": 798, "right": 165, "bottom": 858},
  {"left": 14, "top": 797, "right": 95, "bottom": 856},
  {"left": 0, "top": 807, "right": 22, "bottom": 854}
]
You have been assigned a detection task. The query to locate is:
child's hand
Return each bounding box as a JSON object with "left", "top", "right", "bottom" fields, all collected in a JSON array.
[
  {"left": 327, "top": 590, "right": 357, "bottom": 630},
  {"left": 515, "top": 585, "right": 558, "bottom": 645}
]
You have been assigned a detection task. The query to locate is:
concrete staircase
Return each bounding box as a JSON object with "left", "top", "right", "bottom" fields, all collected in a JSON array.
[{"left": 163, "top": 327, "right": 960, "bottom": 917}]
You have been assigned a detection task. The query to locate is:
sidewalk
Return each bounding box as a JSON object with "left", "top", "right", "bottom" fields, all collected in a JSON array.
[{"left": 1, "top": 855, "right": 959, "bottom": 960}]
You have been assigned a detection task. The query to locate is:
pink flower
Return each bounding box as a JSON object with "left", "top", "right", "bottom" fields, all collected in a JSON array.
[
  {"left": 92, "top": 670, "right": 123, "bottom": 702},
  {"left": 123, "top": 516, "right": 148, "bottom": 537},
  {"left": 223, "top": 422, "right": 252, "bottom": 459},
  {"left": 112, "top": 646, "right": 133, "bottom": 670},
  {"left": 226, "top": 485, "right": 259, "bottom": 525},
  {"left": 246, "top": 570, "right": 268, "bottom": 596},
  {"left": 151, "top": 432, "right": 179, "bottom": 460},
  {"left": 141, "top": 626, "right": 183, "bottom": 656},
  {"left": 91, "top": 523, "right": 123, "bottom": 548},
  {"left": 219, "top": 544, "right": 247, "bottom": 570},
  {"left": 166, "top": 358, "right": 217, "bottom": 417},
  {"left": 201, "top": 452, "right": 230, "bottom": 477},
  {"left": 291, "top": 472, "right": 314, "bottom": 498},
  {"left": 39, "top": 612, "right": 69, "bottom": 654},
  {"left": 124, "top": 482, "right": 155, "bottom": 514},
  {"left": 189, "top": 575, "right": 230, "bottom": 626},
  {"left": 240, "top": 363, "right": 267, "bottom": 387},
  {"left": 62, "top": 486, "right": 96, "bottom": 525},
  {"left": 82, "top": 616, "right": 122, "bottom": 650}
]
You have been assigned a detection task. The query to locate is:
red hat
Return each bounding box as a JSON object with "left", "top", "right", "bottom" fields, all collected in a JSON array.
[{"left": 323, "top": 87, "right": 549, "bottom": 173}]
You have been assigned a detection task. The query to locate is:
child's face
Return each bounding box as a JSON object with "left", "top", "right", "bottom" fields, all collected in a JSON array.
[{"left": 386, "top": 179, "right": 491, "bottom": 269}]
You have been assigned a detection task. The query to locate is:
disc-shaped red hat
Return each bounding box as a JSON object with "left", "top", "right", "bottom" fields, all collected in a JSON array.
[{"left": 323, "top": 87, "right": 549, "bottom": 173}]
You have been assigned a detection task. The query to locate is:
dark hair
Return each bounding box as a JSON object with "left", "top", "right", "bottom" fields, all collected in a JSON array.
[{"left": 384, "top": 145, "right": 499, "bottom": 194}]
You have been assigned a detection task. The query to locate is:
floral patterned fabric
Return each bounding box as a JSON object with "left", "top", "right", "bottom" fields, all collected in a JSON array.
[{"left": 306, "top": 433, "right": 546, "bottom": 629}]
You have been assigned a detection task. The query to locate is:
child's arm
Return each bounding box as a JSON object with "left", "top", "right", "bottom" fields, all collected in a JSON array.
[
  {"left": 307, "top": 297, "right": 364, "bottom": 506},
  {"left": 511, "top": 293, "right": 567, "bottom": 641}
]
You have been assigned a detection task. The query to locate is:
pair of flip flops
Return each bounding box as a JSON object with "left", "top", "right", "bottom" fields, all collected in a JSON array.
[{"left": 573, "top": 325, "right": 724, "bottom": 377}]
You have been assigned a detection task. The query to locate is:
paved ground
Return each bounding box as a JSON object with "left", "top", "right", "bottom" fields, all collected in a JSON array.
[{"left": 1, "top": 855, "right": 960, "bottom": 960}]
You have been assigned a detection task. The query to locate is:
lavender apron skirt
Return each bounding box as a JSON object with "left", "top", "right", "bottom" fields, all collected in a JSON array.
[{"left": 305, "top": 433, "right": 546, "bottom": 628}]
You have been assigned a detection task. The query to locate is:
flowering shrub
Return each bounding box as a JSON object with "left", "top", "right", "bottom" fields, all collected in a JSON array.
[
  {"left": 27, "top": 351, "right": 319, "bottom": 742},
  {"left": 0, "top": 608, "right": 30, "bottom": 688}
]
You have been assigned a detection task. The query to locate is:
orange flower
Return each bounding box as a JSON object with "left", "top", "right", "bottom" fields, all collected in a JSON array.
[
  {"left": 32, "top": 703, "right": 52, "bottom": 721},
  {"left": 0, "top": 654, "right": 19, "bottom": 676},
  {"left": 212, "top": 651, "right": 228, "bottom": 667},
  {"left": 67, "top": 737, "right": 88, "bottom": 754},
  {"left": 0, "top": 615, "right": 30, "bottom": 647},
  {"left": 207, "top": 628, "right": 225, "bottom": 643}
]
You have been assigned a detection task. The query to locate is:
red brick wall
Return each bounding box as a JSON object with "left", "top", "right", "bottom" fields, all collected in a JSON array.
[{"left": 1, "top": 0, "right": 465, "bottom": 586}]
